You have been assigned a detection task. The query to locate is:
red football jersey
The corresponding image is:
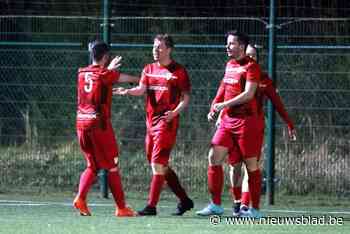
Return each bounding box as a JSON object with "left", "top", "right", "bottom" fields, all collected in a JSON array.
[
  {"left": 140, "top": 61, "right": 191, "bottom": 125},
  {"left": 211, "top": 56, "right": 261, "bottom": 116},
  {"left": 256, "top": 72, "right": 294, "bottom": 128},
  {"left": 256, "top": 72, "right": 273, "bottom": 115},
  {"left": 76, "top": 65, "right": 120, "bottom": 129}
]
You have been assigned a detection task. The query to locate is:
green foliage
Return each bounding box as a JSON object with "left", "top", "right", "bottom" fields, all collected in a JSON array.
[{"left": 0, "top": 143, "right": 84, "bottom": 192}]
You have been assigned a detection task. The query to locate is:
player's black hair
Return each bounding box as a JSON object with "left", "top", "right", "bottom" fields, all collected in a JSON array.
[
  {"left": 154, "top": 34, "right": 174, "bottom": 48},
  {"left": 88, "top": 40, "right": 110, "bottom": 62},
  {"left": 225, "top": 30, "right": 250, "bottom": 51}
]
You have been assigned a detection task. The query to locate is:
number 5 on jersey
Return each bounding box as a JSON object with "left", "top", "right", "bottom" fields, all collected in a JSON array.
[{"left": 84, "top": 72, "right": 93, "bottom": 93}]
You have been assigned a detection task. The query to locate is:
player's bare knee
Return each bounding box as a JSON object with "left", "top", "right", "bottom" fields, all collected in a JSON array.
[
  {"left": 151, "top": 163, "right": 166, "bottom": 175},
  {"left": 244, "top": 157, "right": 259, "bottom": 172},
  {"left": 209, "top": 146, "right": 228, "bottom": 165}
]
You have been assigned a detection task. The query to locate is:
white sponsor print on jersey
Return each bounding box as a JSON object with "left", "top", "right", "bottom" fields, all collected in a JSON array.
[
  {"left": 144, "top": 72, "right": 178, "bottom": 80},
  {"left": 148, "top": 85, "right": 169, "bottom": 91},
  {"left": 77, "top": 112, "right": 97, "bottom": 120},
  {"left": 223, "top": 66, "right": 247, "bottom": 84},
  {"left": 223, "top": 78, "right": 239, "bottom": 84},
  {"left": 225, "top": 66, "right": 247, "bottom": 74}
]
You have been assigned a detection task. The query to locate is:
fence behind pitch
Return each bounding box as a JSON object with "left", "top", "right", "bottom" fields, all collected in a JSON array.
[{"left": 0, "top": 16, "right": 349, "bottom": 197}]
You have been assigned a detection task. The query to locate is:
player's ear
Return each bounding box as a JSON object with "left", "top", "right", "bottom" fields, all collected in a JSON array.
[
  {"left": 240, "top": 44, "right": 245, "bottom": 51},
  {"left": 105, "top": 53, "right": 110, "bottom": 61},
  {"left": 102, "top": 53, "right": 110, "bottom": 65}
]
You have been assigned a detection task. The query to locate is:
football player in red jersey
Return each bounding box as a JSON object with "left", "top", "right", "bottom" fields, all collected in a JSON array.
[
  {"left": 113, "top": 34, "right": 193, "bottom": 216},
  {"left": 227, "top": 44, "right": 296, "bottom": 216},
  {"left": 197, "top": 30, "right": 263, "bottom": 218},
  {"left": 74, "top": 40, "right": 139, "bottom": 217}
]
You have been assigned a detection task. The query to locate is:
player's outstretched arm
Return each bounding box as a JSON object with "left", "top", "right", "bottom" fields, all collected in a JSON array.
[
  {"left": 264, "top": 84, "right": 297, "bottom": 141},
  {"left": 118, "top": 74, "right": 140, "bottom": 83},
  {"left": 106, "top": 56, "right": 140, "bottom": 83},
  {"left": 113, "top": 84, "right": 147, "bottom": 96}
]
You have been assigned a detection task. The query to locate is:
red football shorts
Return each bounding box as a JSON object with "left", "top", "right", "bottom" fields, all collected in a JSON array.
[
  {"left": 77, "top": 120, "right": 119, "bottom": 171},
  {"left": 226, "top": 141, "right": 242, "bottom": 165},
  {"left": 227, "top": 113, "right": 265, "bottom": 165},
  {"left": 145, "top": 119, "right": 178, "bottom": 166},
  {"left": 212, "top": 114, "right": 262, "bottom": 162}
]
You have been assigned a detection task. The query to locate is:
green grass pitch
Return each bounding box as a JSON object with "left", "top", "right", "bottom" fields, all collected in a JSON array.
[{"left": 0, "top": 193, "right": 349, "bottom": 234}]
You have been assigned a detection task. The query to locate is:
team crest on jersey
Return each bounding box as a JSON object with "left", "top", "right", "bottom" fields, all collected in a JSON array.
[{"left": 165, "top": 72, "right": 177, "bottom": 80}]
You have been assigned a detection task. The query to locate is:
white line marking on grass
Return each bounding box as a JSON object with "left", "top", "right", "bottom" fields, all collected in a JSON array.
[
  {"left": 261, "top": 209, "right": 350, "bottom": 215},
  {"left": 0, "top": 203, "right": 48, "bottom": 206},
  {"left": 1, "top": 200, "right": 350, "bottom": 215},
  {"left": 0, "top": 200, "right": 112, "bottom": 207}
]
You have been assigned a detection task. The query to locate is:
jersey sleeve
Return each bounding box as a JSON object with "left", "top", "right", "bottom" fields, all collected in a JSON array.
[
  {"left": 246, "top": 62, "right": 261, "bottom": 83},
  {"left": 177, "top": 68, "right": 191, "bottom": 93},
  {"left": 210, "top": 80, "right": 225, "bottom": 112},
  {"left": 260, "top": 72, "right": 273, "bottom": 87},
  {"left": 140, "top": 65, "right": 149, "bottom": 86},
  {"left": 103, "top": 70, "right": 120, "bottom": 85},
  {"left": 264, "top": 83, "right": 294, "bottom": 129}
]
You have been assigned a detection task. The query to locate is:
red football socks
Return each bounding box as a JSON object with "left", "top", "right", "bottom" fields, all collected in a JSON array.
[
  {"left": 247, "top": 169, "right": 262, "bottom": 209},
  {"left": 164, "top": 167, "right": 188, "bottom": 201},
  {"left": 230, "top": 186, "right": 242, "bottom": 202},
  {"left": 148, "top": 174, "right": 165, "bottom": 207},
  {"left": 208, "top": 165, "right": 224, "bottom": 205},
  {"left": 241, "top": 192, "right": 250, "bottom": 206},
  {"left": 77, "top": 168, "right": 96, "bottom": 200},
  {"left": 108, "top": 170, "right": 126, "bottom": 209}
]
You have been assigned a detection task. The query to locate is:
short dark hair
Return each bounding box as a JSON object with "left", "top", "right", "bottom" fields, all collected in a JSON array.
[
  {"left": 154, "top": 34, "right": 174, "bottom": 48},
  {"left": 226, "top": 30, "right": 250, "bottom": 49},
  {"left": 88, "top": 40, "right": 110, "bottom": 62}
]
